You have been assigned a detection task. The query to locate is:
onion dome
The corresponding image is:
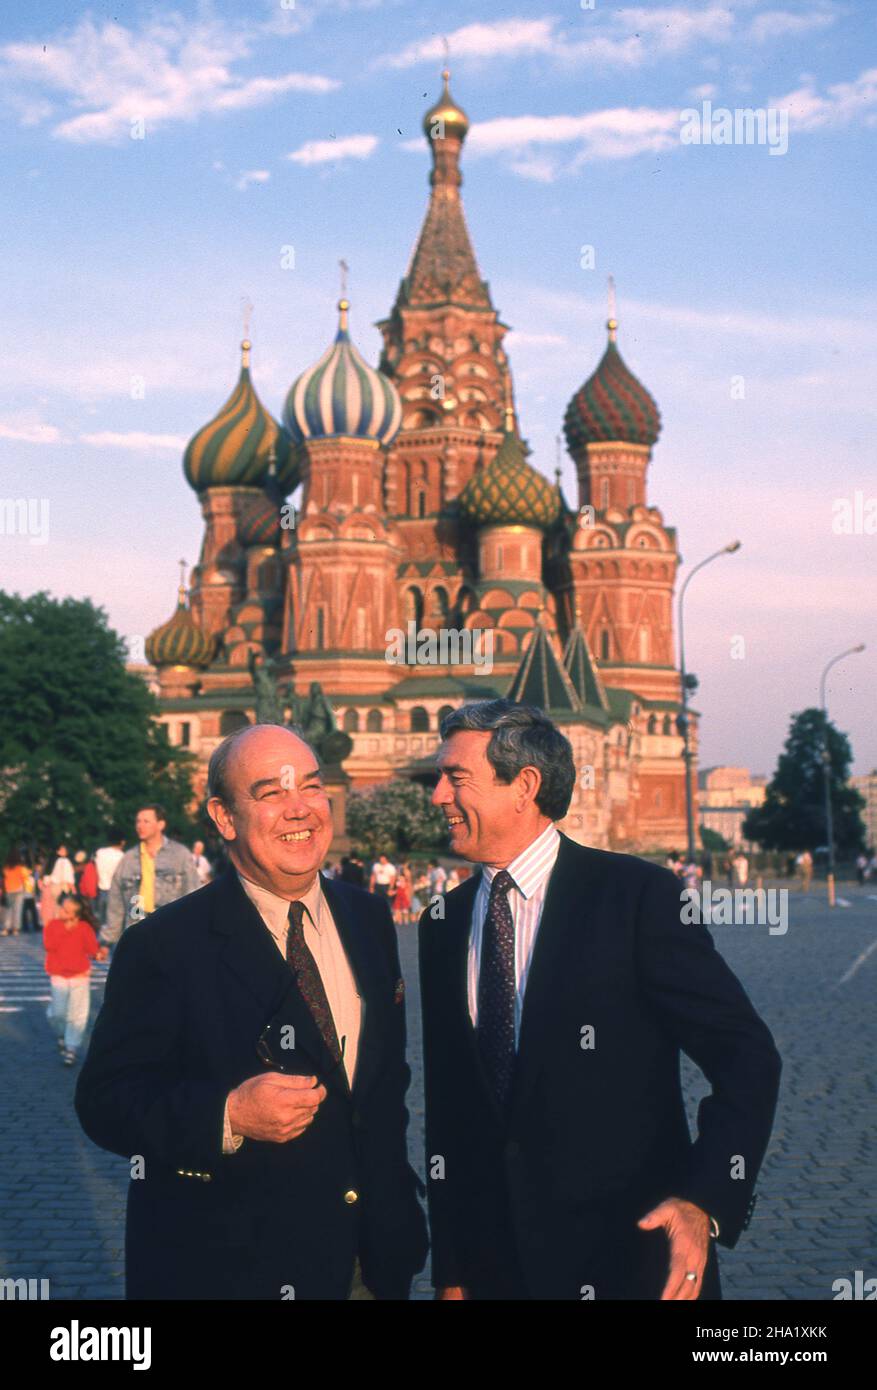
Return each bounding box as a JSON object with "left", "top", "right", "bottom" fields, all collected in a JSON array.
[
  {"left": 459, "top": 408, "right": 561, "bottom": 530},
  {"left": 184, "top": 339, "right": 292, "bottom": 492},
  {"left": 564, "top": 318, "right": 661, "bottom": 451},
  {"left": 423, "top": 68, "right": 469, "bottom": 142},
  {"left": 145, "top": 580, "right": 213, "bottom": 669},
  {"left": 284, "top": 299, "right": 402, "bottom": 447}
]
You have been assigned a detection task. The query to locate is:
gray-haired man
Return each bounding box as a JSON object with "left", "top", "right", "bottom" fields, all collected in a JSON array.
[{"left": 419, "top": 698, "right": 781, "bottom": 1301}]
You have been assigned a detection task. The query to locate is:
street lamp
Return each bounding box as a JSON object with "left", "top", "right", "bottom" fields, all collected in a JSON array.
[
  {"left": 676, "top": 540, "right": 742, "bottom": 864},
  {"left": 819, "top": 643, "right": 866, "bottom": 907}
]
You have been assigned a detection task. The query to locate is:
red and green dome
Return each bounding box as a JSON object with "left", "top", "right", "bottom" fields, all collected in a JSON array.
[
  {"left": 460, "top": 422, "right": 560, "bottom": 530},
  {"left": 239, "top": 491, "right": 282, "bottom": 548},
  {"left": 564, "top": 323, "right": 661, "bottom": 451},
  {"left": 146, "top": 587, "right": 214, "bottom": 669},
  {"left": 184, "top": 340, "right": 299, "bottom": 495}
]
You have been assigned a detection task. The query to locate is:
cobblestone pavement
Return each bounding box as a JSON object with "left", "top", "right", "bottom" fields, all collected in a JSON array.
[{"left": 1, "top": 884, "right": 875, "bottom": 1301}]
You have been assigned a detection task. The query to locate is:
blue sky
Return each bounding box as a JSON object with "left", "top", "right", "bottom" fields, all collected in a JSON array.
[{"left": 1, "top": 0, "right": 875, "bottom": 775}]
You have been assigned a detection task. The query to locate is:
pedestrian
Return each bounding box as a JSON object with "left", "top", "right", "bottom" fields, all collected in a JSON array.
[
  {"left": 48, "top": 845, "right": 76, "bottom": 908},
  {"left": 411, "top": 866, "right": 429, "bottom": 918},
  {"left": 427, "top": 859, "right": 447, "bottom": 897},
  {"left": 1, "top": 848, "right": 27, "bottom": 936},
  {"left": 103, "top": 805, "right": 201, "bottom": 944},
  {"left": 191, "top": 839, "right": 213, "bottom": 886},
  {"left": 665, "top": 850, "right": 682, "bottom": 876},
  {"left": 796, "top": 850, "right": 813, "bottom": 894},
  {"left": 21, "top": 855, "right": 40, "bottom": 933},
  {"left": 732, "top": 850, "right": 749, "bottom": 888},
  {"left": 445, "top": 867, "right": 461, "bottom": 893},
  {"left": 681, "top": 858, "right": 702, "bottom": 893},
  {"left": 95, "top": 832, "right": 125, "bottom": 927},
  {"left": 77, "top": 852, "right": 99, "bottom": 910},
  {"left": 855, "top": 853, "right": 868, "bottom": 886},
  {"left": 392, "top": 861, "right": 413, "bottom": 925},
  {"left": 76, "top": 722, "right": 427, "bottom": 1299},
  {"left": 369, "top": 853, "right": 397, "bottom": 900},
  {"left": 43, "top": 893, "right": 108, "bottom": 1066}
]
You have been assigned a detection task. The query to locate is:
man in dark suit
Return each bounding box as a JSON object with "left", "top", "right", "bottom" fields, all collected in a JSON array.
[
  {"left": 76, "top": 723, "right": 427, "bottom": 1300},
  {"left": 420, "top": 699, "right": 781, "bottom": 1301}
]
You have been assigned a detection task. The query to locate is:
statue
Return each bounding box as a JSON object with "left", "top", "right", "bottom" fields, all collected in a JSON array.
[{"left": 247, "top": 651, "right": 287, "bottom": 726}]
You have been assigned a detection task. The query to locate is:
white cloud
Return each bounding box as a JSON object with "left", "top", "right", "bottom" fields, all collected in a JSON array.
[
  {"left": 287, "top": 133, "right": 379, "bottom": 165},
  {"left": 455, "top": 107, "right": 681, "bottom": 177},
  {"left": 0, "top": 416, "right": 64, "bottom": 445},
  {"left": 0, "top": 14, "right": 338, "bottom": 144},
  {"left": 771, "top": 66, "right": 877, "bottom": 131},
  {"left": 79, "top": 431, "right": 187, "bottom": 451},
  {"left": 505, "top": 331, "right": 569, "bottom": 349},
  {"left": 382, "top": 7, "right": 736, "bottom": 72},
  {"left": 689, "top": 83, "right": 718, "bottom": 100},
  {"left": 749, "top": 9, "right": 836, "bottom": 44},
  {"left": 235, "top": 169, "right": 271, "bottom": 191}
]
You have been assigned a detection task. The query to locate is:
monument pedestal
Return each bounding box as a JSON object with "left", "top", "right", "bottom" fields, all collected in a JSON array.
[{"left": 323, "top": 763, "right": 351, "bottom": 856}]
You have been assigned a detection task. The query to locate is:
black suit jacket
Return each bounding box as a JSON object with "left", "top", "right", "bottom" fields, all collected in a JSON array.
[
  {"left": 419, "top": 836, "right": 782, "bottom": 1300},
  {"left": 76, "top": 869, "right": 428, "bottom": 1300}
]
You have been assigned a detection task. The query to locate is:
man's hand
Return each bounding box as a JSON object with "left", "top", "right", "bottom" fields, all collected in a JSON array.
[
  {"left": 227, "top": 1073, "right": 327, "bottom": 1144},
  {"left": 637, "top": 1198, "right": 710, "bottom": 1300},
  {"left": 436, "top": 1286, "right": 466, "bottom": 1300}
]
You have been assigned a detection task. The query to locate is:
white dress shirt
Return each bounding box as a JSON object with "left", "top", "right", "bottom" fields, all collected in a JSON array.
[
  {"left": 223, "top": 871, "right": 362, "bottom": 1151},
  {"left": 467, "top": 821, "right": 561, "bottom": 1043}
]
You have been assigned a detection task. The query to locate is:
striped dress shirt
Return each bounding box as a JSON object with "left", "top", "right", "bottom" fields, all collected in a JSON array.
[{"left": 467, "top": 821, "right": 561, "bottom": 1043}]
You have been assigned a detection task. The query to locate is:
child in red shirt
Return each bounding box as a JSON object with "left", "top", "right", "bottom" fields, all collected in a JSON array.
[{"left": 43, "top": 894, "right": 107, "bottom": 1065}]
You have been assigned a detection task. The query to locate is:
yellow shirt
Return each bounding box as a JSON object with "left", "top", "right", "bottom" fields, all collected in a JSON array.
[{"left": 139, "top": 842, "right": 156, "bottom": 914}]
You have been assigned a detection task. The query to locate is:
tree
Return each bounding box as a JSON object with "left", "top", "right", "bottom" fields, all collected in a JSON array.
[
  {"left": 0, "top": 591, "right": 196, "bottom": 860},
  {"left": 700, "top": 827, "right": 729, "bottom": 853},
  {"left": 743, "top": 707, "right": 865, "bottom": 856},
  {"left": 347, "top": 779, "right": 448, "bottom": 860}
]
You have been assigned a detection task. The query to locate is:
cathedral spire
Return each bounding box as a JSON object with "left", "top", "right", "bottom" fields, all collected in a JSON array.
[{"left": 397, "top": 69, "right": 490, "bottom": 309}]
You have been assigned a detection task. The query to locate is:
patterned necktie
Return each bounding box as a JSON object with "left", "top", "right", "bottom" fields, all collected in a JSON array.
[
  {"left": 286, "top": 901, "right": 343, "bottom": 1066},
  {"left": 476, "top": 869, "right": 516, "bottom": 1106}
]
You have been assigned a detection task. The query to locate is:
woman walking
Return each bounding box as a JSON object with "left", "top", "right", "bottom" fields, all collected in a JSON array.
[
  {"left": 1, "top": 849, "right": 27, "bottom": 936},
  {"left": 43, "top": 894, "right": 107, "bottom": 1066}
]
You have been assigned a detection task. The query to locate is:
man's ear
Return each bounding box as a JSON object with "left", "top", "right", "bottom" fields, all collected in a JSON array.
[
  {"left": 207, "top": 797, "right": 237, "bottom": 843},
  {"left": 515, "top": 765, "right": 543, "bottom": 812}
]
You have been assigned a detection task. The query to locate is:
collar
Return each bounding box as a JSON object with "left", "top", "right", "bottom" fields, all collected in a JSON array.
[
  {"left": 483, "top": 822, "right": 560, "bottom": 899},
  {"left": 237, "top": 870, "right": 325, "bottom": 938},
  {"left": 140, "top": 836, "right": 166, "bottom": 860}
]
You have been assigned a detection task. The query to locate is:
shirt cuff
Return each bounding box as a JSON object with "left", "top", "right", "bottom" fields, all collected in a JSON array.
[{"left": 222, "top": 1098, "right": 244, "bottom": 1154}]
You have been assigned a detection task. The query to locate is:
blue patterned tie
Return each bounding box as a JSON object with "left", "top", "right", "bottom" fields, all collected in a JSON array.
[{"left": 476, "top": 869, "right": 516, "bottom": 1106}]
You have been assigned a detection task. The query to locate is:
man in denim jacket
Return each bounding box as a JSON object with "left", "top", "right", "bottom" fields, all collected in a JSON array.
[{"left": 103, "top": 804, "right": 200, "bottom": 943}]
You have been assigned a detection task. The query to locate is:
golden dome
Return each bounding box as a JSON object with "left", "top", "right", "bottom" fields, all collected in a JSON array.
[{"left": 422, "top": 69, "right": 469, "bottom": 142}]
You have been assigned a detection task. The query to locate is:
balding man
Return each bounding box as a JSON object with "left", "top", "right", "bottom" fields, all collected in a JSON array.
[{"left": 76, "top": 723, "right": 428, "bottom": 1300}]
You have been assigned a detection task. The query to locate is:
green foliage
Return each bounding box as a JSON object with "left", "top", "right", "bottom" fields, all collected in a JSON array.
[
  {"left": 700, "top": 826, "right": 729, "bottom": 852},
  {"left": 347, "top": 778, "right": 448, "bottom": 860},
  {"left": 0, "top": 590, "right": 196, "bottom": 859},
  {"left": 743, "top": 707, "right": 866, "bottom": 855}
]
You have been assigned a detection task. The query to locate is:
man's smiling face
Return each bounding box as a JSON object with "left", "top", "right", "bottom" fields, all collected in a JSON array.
[
  {"left": 432, "top": 730, "right": 523, "bottom": 866},
  {"left": 208, "top": 726, "right": 333, "bottom": 897}
]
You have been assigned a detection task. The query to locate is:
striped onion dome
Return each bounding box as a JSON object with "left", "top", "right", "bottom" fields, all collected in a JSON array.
[
  {"left": 564, "top": 319, "right": 661, "bottom": 451},
  {"left": 283, "top": 299, "right": 402, "bottom": 446},
  {"left": 145, "top": 586, "right": 214, "bottom": 669},
  {"left": 239, "top": 490, "right": 282, "bottom": 548},
  {"left": 459, "top": 413, "right": 560, "bottom": 529},
  {"left": 184, "top": 340, "right": 297, "bottom": 493}
]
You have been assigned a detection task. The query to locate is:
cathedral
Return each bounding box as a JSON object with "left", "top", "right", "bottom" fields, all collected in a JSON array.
[{"left": 143, "top": 71, "right": 695, "bottom": 853}]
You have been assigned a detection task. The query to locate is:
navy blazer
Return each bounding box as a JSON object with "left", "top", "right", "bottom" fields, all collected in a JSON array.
[
  {"left": 76, "top": 869, "right": 428, "bottom": 1300},
  {"left": 419, "top": 836, "right": 781, "bottom": 1299}
]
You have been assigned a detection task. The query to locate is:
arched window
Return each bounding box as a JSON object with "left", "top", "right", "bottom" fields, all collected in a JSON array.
[
  {"left": 663, "top": 715, "right": 673, "bottom": 736},
  {"left": 316, "top": 607, "right": 326, "bottom": 649},
  {"left": 600, "top": 630, "right": 610, "bottom": 660},
  {"left": 220, "top": 710, "right": 250, "bottom": 736},
  {"left": 600, "top": 477, "right": 610, "bottom": 509},
  {"left": 410, "top": 706, "right": 430, "bottom": 733},
  {"left": 437, "top": 704, "right": 454, "bottom": 730},
  {"left": 403, "top": 587, "right": 424, "bottom": 627},
  {"left": 416, "top": 489, "right": 427, "bottom": 519},
  {"left": 343, "top": 709, "right": 359, "bottom": 733},
  {"left": 432, "top": 586, "right": 449, "bottom": 620},
  {"left": 366, "top": 709, "right": 383, "bottom": 733},
  {"left": 647, "top": 715, "right": 658, "bottom": 734}
]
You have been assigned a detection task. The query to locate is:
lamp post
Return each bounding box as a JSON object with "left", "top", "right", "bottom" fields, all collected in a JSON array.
[
  {"left": 819, "top": 644, "right": 865, "bottom": 907},
  {"left": 676, "top": 541, "right": 742, "bottom": 865}
]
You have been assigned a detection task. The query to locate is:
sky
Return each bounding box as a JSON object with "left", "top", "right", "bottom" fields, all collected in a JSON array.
[{"left": 0, "top": 0, "right": 874, "bottom": 776}]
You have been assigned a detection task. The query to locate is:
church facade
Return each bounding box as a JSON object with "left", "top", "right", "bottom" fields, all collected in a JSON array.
[{"left": 144, "top": 72, "right": 695, "bottom": 853}]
